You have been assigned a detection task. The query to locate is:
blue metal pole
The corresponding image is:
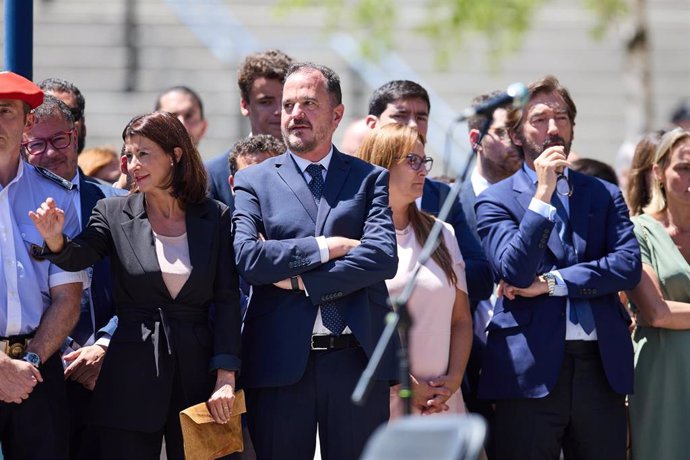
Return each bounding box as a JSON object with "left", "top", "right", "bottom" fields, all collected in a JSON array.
[{"left": 4, "top": 0, "right": 34, "bottom": 79}]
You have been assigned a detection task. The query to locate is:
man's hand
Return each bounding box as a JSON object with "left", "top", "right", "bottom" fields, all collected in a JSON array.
[
  {"left": 498, "top": 277, "right": 549, "bottom": 300},
  {"left": 325, "top": 237, "right": 360, "bottom": 260},
  {"left": 64, "top": 344, "right": 107, "bottom": 390},
  {"left": 533, "top": 145, "right": 570, "bottom": 204},
  {"left": 0, "top": 355, "right": 43, "bottom": 404}
]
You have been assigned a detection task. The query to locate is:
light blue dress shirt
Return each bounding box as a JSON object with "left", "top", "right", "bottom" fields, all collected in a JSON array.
[{"left": 0, "top": 161, "right": 85, "bottom": 336}]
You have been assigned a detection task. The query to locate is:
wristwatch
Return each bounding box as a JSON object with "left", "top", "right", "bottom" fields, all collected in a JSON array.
[
  {"left": 542, "top": 272, "right": 556, "bottom": 296},
  {"left": 21, "top": 351, "right": 41, "bottom": 369}
]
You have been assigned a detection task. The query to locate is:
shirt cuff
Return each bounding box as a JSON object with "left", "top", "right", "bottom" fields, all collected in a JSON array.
[
  {"left": 549, "top": 270, "right": 568, "bottom": 296},
  {"left": 94, "top": 336, "right": 111, "bottom": 348},
  {"left": 529, "top": 197, "right": 556, "bottom": 221},
  {"left": 315, "top": 236, "right": 329, "bottom": 263},
  {"left": 49, "top": 270, "right": 88, "bottom": 289}
]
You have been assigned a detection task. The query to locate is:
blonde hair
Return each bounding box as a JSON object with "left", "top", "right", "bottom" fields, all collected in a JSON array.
[
  {"left": 359, "top": 124, "right": 457, "bottom": 286},
  {"left": 644, "top": 128, "right": 690, "bottom": 214},
  {"left": 78, "top": 146, "right": 119, "bottom": 177}
]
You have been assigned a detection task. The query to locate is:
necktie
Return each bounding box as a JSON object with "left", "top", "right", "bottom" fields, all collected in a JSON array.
[
  {"left": 305, "top": 163, "right": 345, "bottom": 334},
  {"left": 551, "top": 194, "right": 595, "bottom": 334},
  {"left": 306, "top": 163, "right": 325, "bottom": 202}
]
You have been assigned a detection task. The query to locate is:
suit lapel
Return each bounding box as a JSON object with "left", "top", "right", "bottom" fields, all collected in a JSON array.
[
  {"left": 175, "top": 202, "right": 214, "bottom": 299},
  {"left": 316, "top": 149, "right": 350, "bottom": 236},
  {"left": 569, "top": 171, "right": 590, "bottom": 261},
  {"left": 274, "top": 153, "right": 318, "bottom": 223},
  {"left": 120, "top": 194, "right": 162, "bottom": 277}
]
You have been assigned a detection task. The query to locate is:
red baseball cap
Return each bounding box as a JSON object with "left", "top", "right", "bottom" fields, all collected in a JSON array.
[{"left": 0, "top": 71, "right": 44, "bottom": 109}]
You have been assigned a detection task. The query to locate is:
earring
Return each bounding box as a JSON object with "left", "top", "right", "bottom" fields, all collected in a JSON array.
[{"left": 170, "top": 161, "right": 174, "bottom": 166}]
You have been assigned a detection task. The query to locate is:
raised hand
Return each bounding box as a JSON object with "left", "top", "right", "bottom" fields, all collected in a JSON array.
[{"left": 28, "top": 197, "right": 66, "bottom": 252}]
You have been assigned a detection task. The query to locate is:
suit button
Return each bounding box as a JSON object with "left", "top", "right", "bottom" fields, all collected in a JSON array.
[{"left": 593, "top": 289, "right": 598, "bottom": 294}]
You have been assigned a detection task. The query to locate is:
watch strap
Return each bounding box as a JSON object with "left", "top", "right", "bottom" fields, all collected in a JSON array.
[{"left": 290, "top": 276, "right": 301, "bottom": 292}]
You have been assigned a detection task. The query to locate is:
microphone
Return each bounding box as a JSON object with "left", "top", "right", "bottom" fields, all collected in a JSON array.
[{"left": 455, "top": 83, "right": 529, "bottom": 121}]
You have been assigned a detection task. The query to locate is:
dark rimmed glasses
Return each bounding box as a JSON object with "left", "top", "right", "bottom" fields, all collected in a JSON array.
[
  {"left": 22, "top": 129, "right": 75, "bottom": 156},
  {"left": 402, "top": 153, "right": 434, "bottom": 173}
]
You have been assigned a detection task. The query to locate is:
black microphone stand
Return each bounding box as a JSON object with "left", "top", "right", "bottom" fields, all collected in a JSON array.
[{"left": 352, "top": 112, "right": 495, "bottom": 415}]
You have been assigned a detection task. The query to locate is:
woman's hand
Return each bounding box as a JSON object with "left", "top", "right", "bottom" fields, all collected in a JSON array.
[
  {"left": 63, "top": 344, "right": 107, "bottom": 391},
  {"left": 410, "top": 375, "right": 451, "bottom": 415},
  {"left": 426, "top": 374, "right": 462, "bottom": 413},
  {"left": 207, "top": 369, "right": 236, "bottom": 424},
  {"left": 28, "top": 197, "right": 66, "bottom": 252}
]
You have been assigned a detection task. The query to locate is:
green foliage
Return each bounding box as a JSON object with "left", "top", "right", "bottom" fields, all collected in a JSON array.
[{"left": 275, "top": 0, "right": 628, "bottom": 67}]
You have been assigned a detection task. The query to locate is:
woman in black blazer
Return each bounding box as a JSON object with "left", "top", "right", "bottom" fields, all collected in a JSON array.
[{"left": 31, "top": 111, "right": 241, "bottom": 459}]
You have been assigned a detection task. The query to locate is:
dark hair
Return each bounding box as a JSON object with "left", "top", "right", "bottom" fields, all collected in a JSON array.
[
  {"left": 122, "top": 111, "right": 208, "bottom": 205},
  {"left": 368, "top": 80, "right": 430, "bottom": 117},
  {"left": 570, "top": 158, "right": 619, "bottom": 186},
  {"left": 155, "top": 86, "right": 205, "bottom": 119},
  {"left": 237, "top": 49, "right": 293, "bottom": 103},
  {"left": 358, "top": 124, "right": 457, "bottom": 286},
  {"left": 33, "top": 95, "right": 75, "bottom": 126},
  {"left": 285, "top": 62, "right": 342, "bottom": 106},
  {"left": 626, "top": 130, "right": 665, "bottom": 215},
  {"left": 229, "top": 134, "right": 285, "bottom": 176},
  {"left": 467, "top": 90, "right": 503, "bottom": 132},
  {"left": 38, "top": 78, "right": 85, "bottom": 121},
  {"left": 506, "top": 75, "right": 577, "bottom": 135}
]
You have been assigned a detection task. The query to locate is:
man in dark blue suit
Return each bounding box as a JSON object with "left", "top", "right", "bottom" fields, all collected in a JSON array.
[
  {"left": 23, "top": 94, "right": 125, "bottom": 459},
  {"left": 206, "top": 49, "right": 293, "bottom": 210},
  {"left": 475, "top": 76, "right": 641, "bottom": 459},
  {"left": 364, "top": 80, "right": 493, "bottom": 303},
  {"left": 233, "top": 63, "right": 398, "bottom": 460}
]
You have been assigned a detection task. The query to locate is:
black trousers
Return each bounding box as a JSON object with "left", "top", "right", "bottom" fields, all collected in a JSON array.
[
  {"left": 493, "top": 341, "right": 627, "bottom": 460},
  {"left": 0, "top": 354, "right": 69, "bottom": 459},
  {"left": 66, "top": 379, "right": 100, "bottom": 459},
  {"left": 246, "top": 346, "right": 389, "bottom": 460},
  {"left": 97, "top": 360, "right": 188, "bottom": 460}
]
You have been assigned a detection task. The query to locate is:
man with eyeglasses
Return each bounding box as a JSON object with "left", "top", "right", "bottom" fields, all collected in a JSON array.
[
  {"left": 23, "top": 95, "right": 124, "bottom": 459},
  {"left": 455, "top": 91, "right": 523, "bottom": 459},
  {"left": 364, "top": 80, "right": 494, "bottom": 305},
  {"left": 0, "top": 72, "right": 86, "bottom": 458},
  {"left": 475, "top": 75, "right": 640, "bottom": 459}
]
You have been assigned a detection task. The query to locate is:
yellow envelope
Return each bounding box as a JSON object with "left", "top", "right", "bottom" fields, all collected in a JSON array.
[{"left": 179, "top": 390, "right": 246, "bottom": 460}]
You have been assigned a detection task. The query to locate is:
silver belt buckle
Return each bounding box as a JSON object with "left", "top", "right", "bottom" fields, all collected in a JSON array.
[{"left": 310, "top": 334, "right": 328, "bottom": 351}]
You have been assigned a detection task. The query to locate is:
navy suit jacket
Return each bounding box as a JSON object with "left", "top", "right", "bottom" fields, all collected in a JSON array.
[
  {"left": 233, "top": 148, "right": 399, "bottom": 388},
  {"left": 205, "top": 151, "right": 234, "bottom": 211},
  {"left": 475, "top": 168, "right": 640, "bottom": 399},
  {"left": 78, "top": 175, "right": 125, "bottom": 336},
  {"left": 421, "top": 178, "right": 493, "bottom": 301}
]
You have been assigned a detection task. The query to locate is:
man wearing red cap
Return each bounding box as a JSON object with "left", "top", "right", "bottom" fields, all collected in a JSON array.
[{"left": 0, "top": 71, "right": 85, "bottom": 458}]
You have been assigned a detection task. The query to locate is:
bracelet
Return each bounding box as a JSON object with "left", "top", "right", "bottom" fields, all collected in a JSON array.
[{"left": 290, "top": 276, "right": 301, "bottom": 292}]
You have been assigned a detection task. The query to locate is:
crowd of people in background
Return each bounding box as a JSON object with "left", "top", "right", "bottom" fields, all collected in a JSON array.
[{"left": 0, "top": 46, "right": 688, "bottom": 460}]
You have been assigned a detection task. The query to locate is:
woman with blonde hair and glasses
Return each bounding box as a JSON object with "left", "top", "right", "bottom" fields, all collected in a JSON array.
[
  {"left": 627, "top": 128, "right": 690, "bottom": 460},
  {"left": 359, "top": 123, "right": 473, "bottom": 418}
]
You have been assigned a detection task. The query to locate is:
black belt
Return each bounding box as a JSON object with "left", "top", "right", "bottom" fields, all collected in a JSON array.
[{"left": 310, "top": 334, "right": 360, "bottom": 351}]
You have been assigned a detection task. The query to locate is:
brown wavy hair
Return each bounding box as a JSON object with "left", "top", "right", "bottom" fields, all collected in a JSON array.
[
  {"left": 358, "top": 123, "right": 457, "bottom": 286},
  {"left": 626, "top": 130, "right": 664, "bottom": 216},
  {"left": 122, "top": 111, "right": 208, "bottom": 205}
]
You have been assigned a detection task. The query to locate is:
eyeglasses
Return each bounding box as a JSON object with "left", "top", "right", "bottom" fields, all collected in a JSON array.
[
  {"left": 22, "top": 129, "right": 75, "bottom": 156},
  {"left": 402, "top": 153, "right": 434, "bottom": 172}
]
